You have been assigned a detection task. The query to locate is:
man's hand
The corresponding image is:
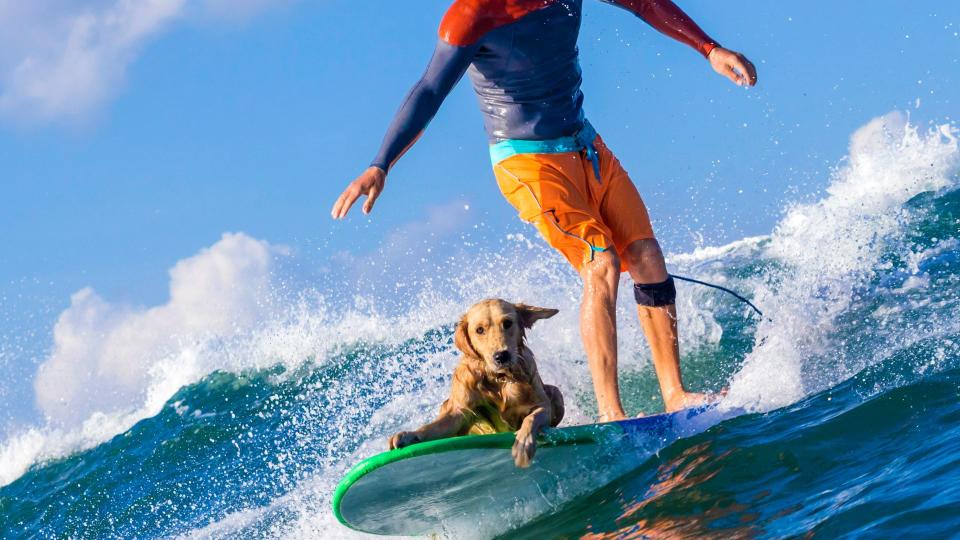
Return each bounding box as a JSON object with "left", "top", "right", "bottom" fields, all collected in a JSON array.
[
  {"left": 708, "top": 47, "right": 757, "bottom": 87},
  {"left": 331, "top": 166, "right": 386, "bottom": 219}
]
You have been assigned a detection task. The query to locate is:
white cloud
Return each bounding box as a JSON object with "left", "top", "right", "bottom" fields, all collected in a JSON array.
[
  {"left": 34, "top": 232, "right": 280, "bottom": 425},
  {"left": 0, "top": 0, "right": 288, "bottom": 124}
]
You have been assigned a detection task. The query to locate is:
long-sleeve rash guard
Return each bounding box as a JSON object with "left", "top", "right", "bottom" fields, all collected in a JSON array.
[{"left": 370, "top": 0, "right": 719, "bottom": 172}]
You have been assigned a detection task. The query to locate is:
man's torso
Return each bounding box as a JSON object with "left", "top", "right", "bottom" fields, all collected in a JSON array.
[{"left": 440, "top": 0, "right": 585, "bottom": 141}]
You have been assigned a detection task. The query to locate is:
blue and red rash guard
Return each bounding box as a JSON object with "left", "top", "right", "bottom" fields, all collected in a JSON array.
[{"left": 370, "top": 0, "right": 719, "bottom": 172}]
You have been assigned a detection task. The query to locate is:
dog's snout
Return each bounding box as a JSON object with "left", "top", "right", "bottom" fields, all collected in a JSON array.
[{"left": 493, "top": 351, "right": 512, "bottom": 365}]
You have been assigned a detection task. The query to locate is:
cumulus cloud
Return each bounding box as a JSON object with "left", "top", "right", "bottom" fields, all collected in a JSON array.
[
  {"left": 0, "top": 0, "right": 287, "bottom": 124},
  {"left": 34, "top": 232, "right": 281, "bottom": 425}
]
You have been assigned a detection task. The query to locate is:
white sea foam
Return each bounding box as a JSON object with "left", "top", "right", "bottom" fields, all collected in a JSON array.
[
  {"left": 667, "top": 235, "right": 767, "bottom": 266},
  {"left": 726, "top": 112, "right": 959, "bottom": 411}
]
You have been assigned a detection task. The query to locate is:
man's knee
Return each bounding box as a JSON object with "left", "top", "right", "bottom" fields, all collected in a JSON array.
[
  {"left": 623, "top": 239, "right": 675, "bottom": 306},
  {"left": 623, "top": 238, "right": 661, "bottom": 268},
  {"left": 624, "top": 239, "right": 668, "bottom": 283}
]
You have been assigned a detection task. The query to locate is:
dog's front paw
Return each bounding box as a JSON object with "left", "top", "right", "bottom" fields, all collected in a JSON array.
[
  {"left": 388, "top": 431, "right": 421, "bottom": 450},
  {"left": 511, "top": 427, "right": 537, "bottom": 468}
]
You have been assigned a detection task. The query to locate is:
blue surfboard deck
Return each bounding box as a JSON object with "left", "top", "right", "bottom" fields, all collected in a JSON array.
[{"left": 333, "top": 405, "right": 737, "bottom": 537}]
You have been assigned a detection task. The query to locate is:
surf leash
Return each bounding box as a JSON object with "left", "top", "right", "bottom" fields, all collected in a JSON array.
[{"left": 669, "top": 273, "right": 765, "bottom": 319}]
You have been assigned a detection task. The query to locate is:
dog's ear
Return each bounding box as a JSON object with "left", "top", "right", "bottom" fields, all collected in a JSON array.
[
  {"left": 454, "top": 316, "right": 480, "bottom": 358},
  {"left": 514, "top": 304, "right": 559, "bottom": 329}
]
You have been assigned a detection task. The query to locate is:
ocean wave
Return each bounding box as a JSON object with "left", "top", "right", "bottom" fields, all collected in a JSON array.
[{"left": 1, "top": 111, "right": 958, "bottom": 538}]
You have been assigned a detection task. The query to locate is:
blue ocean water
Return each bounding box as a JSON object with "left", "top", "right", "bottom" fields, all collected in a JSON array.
[{"left": 1, "top": 112, "right": 958, "bottom": 538}]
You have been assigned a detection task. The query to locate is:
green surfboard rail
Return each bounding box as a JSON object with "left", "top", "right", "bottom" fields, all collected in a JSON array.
[{"left": 331, "top": 421, "right": 625, "bottom": 529}]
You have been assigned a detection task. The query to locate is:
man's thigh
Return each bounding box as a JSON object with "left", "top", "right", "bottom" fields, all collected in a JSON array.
[
  {"left": 594, "top": 137, "right": 657, "bottom": 255},
  {"left": 494, "top": 153, "right": 617, "bottom": 271}
]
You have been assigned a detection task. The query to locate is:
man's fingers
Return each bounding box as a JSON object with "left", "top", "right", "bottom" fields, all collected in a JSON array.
[
  {"left": 336, "top": 188, "right": 361, "bottom": 219},
  {"left": 331, "top": 191, "right": 348, "bottom": 220},
  {"left": 335, "top": 190, "right": 355, "bottom": 219},
  {"left": 724, "top": 64, "right": 743, "bottom": 86},
  {"left": 731, "top": 56, "right": 756, "bottom": 86},
  {"left": 726, "top": 54, "right": 757, "bottom": 87},
  {"left": 363, "top": 186, "right": 381, "bottom": 215},
  {"left": 743, "top": 58, "right": 758, "bottom": 85}
]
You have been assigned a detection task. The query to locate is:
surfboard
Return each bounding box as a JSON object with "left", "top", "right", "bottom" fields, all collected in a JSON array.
[{"left": 332, "top": 405, "right": 738, "bottom": 537}]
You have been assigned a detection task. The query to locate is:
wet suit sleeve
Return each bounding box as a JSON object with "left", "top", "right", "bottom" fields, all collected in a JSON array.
[
  {"left": 599, "top": 0, "right": 720, "bottom": 58},
  {"left": 370, "top": 40, "right": 478, "bottom": 173}
]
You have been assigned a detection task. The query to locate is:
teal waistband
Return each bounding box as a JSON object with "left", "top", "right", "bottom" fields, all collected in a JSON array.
[
  {"left": 489, "top": 120, "right": 598, "bottom": 164},
  {"left": 489, "top": 120, "right": 602, "bottom": 181}
]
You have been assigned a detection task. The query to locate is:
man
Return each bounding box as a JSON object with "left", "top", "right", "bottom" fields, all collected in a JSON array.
[{"left": 331, "top": 0, "right": 757, "bottom": 421}]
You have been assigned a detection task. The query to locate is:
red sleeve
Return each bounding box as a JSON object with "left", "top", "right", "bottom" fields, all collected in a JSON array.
[
  {"left": 440, "top": 0, "right": 554, "bottom": 47},
  {"left": 601, "top": 0, "right": 720, "bottom": 57}
]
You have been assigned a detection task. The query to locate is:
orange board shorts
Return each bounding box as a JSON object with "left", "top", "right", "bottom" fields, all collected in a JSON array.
[{"left": 493, "top": 135, "right": 656, "bottom": 272}]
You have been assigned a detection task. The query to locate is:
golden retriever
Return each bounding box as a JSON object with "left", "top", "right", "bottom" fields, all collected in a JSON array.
[{"left": 388, "top": 299, "right": 564, "bottom": 467}]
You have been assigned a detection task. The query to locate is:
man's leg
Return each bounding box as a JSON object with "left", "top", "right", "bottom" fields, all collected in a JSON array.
[
  {"left": 579, "top": 249, "right": 626, "bottom": 422},
  {"left": 492, "top": 152, "right": 630, "bottom": 421},
  {"left": 622, "top": 238, "right": 709, "bottom": 412}
]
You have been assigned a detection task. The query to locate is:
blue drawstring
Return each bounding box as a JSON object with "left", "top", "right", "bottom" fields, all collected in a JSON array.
[
  {"left": 584, "top": 143, "right": 601, "bottom": 182},
  {"left": 575, "top": 120, "right": 602, "bottom": 182}
]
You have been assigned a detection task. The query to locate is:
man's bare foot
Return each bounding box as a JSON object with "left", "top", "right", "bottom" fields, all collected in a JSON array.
[
  {"left": 598, "top": 411, "right": 628, "bottom": 423},
  {"left": 663, "top": 390, "right": 725, "bottom": 413}
]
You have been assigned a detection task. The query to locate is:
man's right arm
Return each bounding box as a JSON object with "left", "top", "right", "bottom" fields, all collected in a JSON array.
[
  {"left": 331, "top": 38, "right": 476, "bottom": 220},
  {"left": 370, "top": 41, "right": 477, "bottom": 173}
]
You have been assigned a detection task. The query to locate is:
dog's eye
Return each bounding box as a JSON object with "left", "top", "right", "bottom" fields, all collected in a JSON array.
[
  {"left": 503, "top": 319, "right": 513, "bottom": 330},
  {"left": 475, "top": 326, "right": 485, "bottom": 335}
]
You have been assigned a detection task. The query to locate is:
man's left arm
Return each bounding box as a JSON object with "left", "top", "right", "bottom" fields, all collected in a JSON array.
[{"left": 599, "top": 0, "right": 757, "bottom": 86}]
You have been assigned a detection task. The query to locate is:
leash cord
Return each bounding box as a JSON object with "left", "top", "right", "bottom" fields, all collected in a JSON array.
[{"left": 669, "top": 273, "right": 765, "bottom": 318}]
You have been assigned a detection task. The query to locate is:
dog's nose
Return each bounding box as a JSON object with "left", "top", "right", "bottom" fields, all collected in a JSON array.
[{"left": 493, "top": 351, "right": 512, "bottom": 365}]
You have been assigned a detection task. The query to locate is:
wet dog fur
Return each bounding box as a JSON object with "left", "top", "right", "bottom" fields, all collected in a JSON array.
[{"left": 388, "top": 299, "right": 564, "bottom": 467}]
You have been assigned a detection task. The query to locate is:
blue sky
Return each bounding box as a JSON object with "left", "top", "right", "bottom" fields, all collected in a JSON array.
[{"left": 0, "top": 1, "right": 958, "bottom": 426}]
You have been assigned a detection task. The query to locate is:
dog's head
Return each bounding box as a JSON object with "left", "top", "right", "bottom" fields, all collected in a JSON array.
[{"left": 454, "top": 299, "right": 558, "bottom": 376}]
